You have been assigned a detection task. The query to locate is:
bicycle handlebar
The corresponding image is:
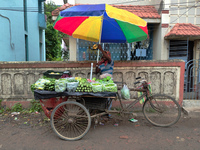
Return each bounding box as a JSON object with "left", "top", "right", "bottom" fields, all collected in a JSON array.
[
  {"left": 134, "top": 77, "right": 147, "bottom": 85},
  {"left": 134, "top": 77, "right": 142, "bottom": 85}
]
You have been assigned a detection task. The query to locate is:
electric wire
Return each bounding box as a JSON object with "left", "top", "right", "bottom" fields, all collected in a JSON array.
[
  {"left": 170, "top": 2, "right": 199, "bottom": 24},
  {"left": 0, "top": 1, "right": 199, "bottom": 33}
]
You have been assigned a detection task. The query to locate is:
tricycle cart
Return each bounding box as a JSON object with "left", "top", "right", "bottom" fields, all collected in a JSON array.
[
  {"left": 34, "top": 90, "right": 117, "bottom": 141},
  {"left": 34, "top": 78, "right": 182, "bottom": 141}
]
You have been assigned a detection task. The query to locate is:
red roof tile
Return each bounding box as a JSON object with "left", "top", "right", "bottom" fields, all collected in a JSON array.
[
  {"left": 165, "top": 23, "right": 200, "bottom": 39},
  {"left": 52, "top": 4, "right": 161, "bottom": 19},
  {"left": 112, "top": 5, "right": 160, "bottom": 19}
]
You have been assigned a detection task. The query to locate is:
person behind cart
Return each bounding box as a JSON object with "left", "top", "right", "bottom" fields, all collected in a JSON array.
[
  {"left": 95, "top": 44, "right": 114, "bottom": 117},
  {"left": 95, "top": 44, "right": 114, "bottom": 79}
]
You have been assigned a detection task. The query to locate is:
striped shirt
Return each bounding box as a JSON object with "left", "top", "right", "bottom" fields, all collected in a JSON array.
[{"left": 99, "top": 60, "right": 114, "bottom": 75}]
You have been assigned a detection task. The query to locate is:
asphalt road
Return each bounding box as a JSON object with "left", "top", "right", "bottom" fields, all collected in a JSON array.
[{"left": 0, "top": 112, "right": 200, "bottom": 150}]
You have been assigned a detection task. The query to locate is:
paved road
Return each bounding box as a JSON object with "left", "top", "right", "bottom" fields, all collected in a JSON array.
[{"left": 0, "top": 112, "right": 200, "bottom": 150}]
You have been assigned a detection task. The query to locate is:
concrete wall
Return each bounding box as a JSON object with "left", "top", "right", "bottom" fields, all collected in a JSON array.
[
  {"left": 0, "top": 0, "right": 46, "bottom": 61},
  {"left": 0, "top": 60, "right": 185, "bottom": 107}
]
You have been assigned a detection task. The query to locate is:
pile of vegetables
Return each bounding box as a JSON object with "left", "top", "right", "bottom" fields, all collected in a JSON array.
[
  {"left": 34, "top": 79, "right": 50, "bottom": 90},
  {"left": 103, "top": 83, "right": 117, "bottom": 92},
  {"left": 55, "top": 78, "right": 67, "bottom": 92},
  {"left": 31, "top": 75, "right": 118, "bottom": 93},
  {"left": 31, "top": 77, "right": 56, "bottom": 92},
  {"left": 66, "top": 78, "right": 79, "bottom": 92},
  {"left": 44, "top": 78, "right": 56, "bottom": 91},
  {"left": 91, "top": 83, "right": 103, "bottom": 92},
  {"left": 76, "top": 78, "right": 92, "bottom": 92},
  {"left": 92, "top": 76, "right": 114, "bottom": 84}
]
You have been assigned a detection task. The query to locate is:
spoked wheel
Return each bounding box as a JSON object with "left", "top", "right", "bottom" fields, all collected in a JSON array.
[
  {"left": 51, "top": 101, "right": 91, "bottom": 141},
  {"left": 143, "top": 94, "right": 181, "bottom": 127}
]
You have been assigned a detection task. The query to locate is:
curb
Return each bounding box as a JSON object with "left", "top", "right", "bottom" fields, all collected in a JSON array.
[
  {"left": 182, "top": 100, "right": 200, "bottom": 118},
  {"left": 182, "top": 107, "right": 200, "bottom": 118}
]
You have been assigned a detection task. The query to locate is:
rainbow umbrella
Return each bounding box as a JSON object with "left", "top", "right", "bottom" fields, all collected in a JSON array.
[{"left": 54, "top": 4, "right": 148, "bottom": 43}]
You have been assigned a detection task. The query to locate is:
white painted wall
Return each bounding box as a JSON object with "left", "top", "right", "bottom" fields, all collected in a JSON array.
[
  {"left": 161, "top": 12, "right": 170, "bottom": 60},
  {"left": 169, "top": 0, "right": 200, "bottom": 26},
  {"left": 153, "top": 24, "right": 162, "bottom": 60}
]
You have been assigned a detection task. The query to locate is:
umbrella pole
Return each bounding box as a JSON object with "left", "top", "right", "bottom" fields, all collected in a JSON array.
[
  {"left": 90, "top": 63, "right": 93, "bottom": 80},
  {"left": 97, "top": 49, "right": 100, "bottom": 63},
  {"left": 97, "top": 14, "right": 104, "bottom": 63}
]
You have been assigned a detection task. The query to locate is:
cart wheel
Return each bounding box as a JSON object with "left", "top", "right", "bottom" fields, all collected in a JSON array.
[{"left": 51, "top": 101, "right": 91, "bottom": 141}]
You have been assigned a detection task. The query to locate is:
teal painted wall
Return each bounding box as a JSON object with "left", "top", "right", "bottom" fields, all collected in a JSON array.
[{"left": 0, "top": 0, "right": 46, "bottom": 61}]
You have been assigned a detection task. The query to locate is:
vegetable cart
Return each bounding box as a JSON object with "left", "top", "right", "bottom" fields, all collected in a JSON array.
[
  {"left": 33, "top": 77, "right": 182, "bottom": 141},
  {"left": 34, "top": 90, "right": 118, "bottom": 141}
]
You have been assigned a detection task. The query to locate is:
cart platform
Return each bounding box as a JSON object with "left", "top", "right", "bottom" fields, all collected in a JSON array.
[{"left": 34, "top": 90, "right": 117, "bottom": 100}]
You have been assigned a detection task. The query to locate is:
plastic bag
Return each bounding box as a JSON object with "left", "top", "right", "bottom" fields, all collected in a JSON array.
[
  {"left": 103, "top": 83, "right": 117, "bottom": 92},
  {"left": 35, "top": 79, "right": 50, "bottom": 90},
  {"left": 121, "top": 84, "right": 130, "bottom": 100},
  {"left": 66, "top": 81, "right": 79, "bottom": 92},
  {"left": 91, "top": 83, "right": 103, "bottom": 92},
  {"left": 55, "top": 78, "right": 67, "bottom": 92}
]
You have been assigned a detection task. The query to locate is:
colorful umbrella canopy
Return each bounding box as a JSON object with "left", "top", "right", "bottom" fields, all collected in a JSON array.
[{"left": 54, "top": 4, "right": 148, "bottom": 43}]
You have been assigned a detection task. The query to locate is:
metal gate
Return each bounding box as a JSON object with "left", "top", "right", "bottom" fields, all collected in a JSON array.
[{"left": 184, "top": 59, "right": 200, "bottom": 100}]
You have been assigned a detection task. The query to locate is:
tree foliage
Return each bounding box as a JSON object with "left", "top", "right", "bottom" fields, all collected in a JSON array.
[
  {"left": 45, "top": 24, "right": 62, "bottom": 60},
  {"left": 44, "top": 2, "right": 62, "bottom": 61}
]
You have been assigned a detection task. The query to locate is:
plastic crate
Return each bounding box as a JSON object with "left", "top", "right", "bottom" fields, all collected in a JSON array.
[
  {"left": 78, "top": 97, "right": 109, "bottom": 111},
  {"left": 43, "top": 70, "right": 63, "bottom": 79}
]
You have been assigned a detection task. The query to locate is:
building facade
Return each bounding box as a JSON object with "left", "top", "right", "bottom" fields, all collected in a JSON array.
[
  {"left": 52, "top": 0, "right": 200, "bottom": 62},
  {"left": 0, "top": 0, "right": 46, "bottom": 61}
]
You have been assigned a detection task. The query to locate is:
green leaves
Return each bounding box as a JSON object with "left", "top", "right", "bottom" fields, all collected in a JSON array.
[
  {"left": 44, "top": 3, "right": 63, "bottom": 61},
  {"left": 11, "top": 103, "right": 23, "bottom": 112},
  {"left": 45, "top": 24, "right": 62, "bottom": 61},
  {"left": 29, "top": 100, "right": 42, "bottom": 113}
]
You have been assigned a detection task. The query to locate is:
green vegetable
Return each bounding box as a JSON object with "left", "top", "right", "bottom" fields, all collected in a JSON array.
[
  {"left": 103, "top": 83, "right": 117, "bottom": 92},
  {"left": 55, "top": 78, "right": 67, "bottom": 92},
  {"left": 103, "top": 78, "right": 107, "bottom": 81},
  {"left": 76, "top": 79, "right": 92, "bottom": 92},
  {"left": 91, "top": 83, "right": 103, "bottom": 92},
  {"left": 34, "top": 78, "right": 51, "bottom": 90},
  {"left": 67, "top": 79, "right": 78, "bottom": 82},
  {"left": 30, "top": 84, "right": 36, "bottom": 92},
  {"left": 108, "top": 80, "right": 114, "bottom": 83},
  {"left": 106, "top": 76, "right": 111, "bottom": 81}
]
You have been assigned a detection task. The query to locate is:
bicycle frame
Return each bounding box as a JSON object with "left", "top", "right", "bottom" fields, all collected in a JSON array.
[{"left": 116, "top": 82, "right": 151, "bottom": 113}]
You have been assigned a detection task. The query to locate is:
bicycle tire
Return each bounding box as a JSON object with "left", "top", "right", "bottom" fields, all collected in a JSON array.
[
  {"left": 51, "top": 101, "right": 91, "bottom": 141},
  {"left": 143, "top": 94, "right": 181, "bottom": 127}
]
